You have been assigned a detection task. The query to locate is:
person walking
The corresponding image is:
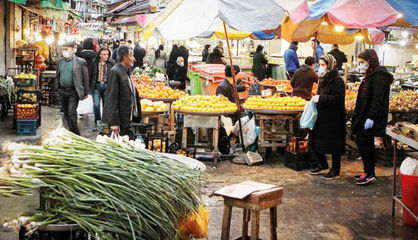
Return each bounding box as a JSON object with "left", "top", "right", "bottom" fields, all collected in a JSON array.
[
  {"left": 112, "top": 39, "right": 126, "bottom": 61},
  {"left": 328, "top": 44, "right": 348, "bottom": 70},
  {"left": 252, "top": 45, "right": 268, "bottom": 81},
  {"left": 55, "top": 41, "right": 89, "bottom": 135},
  {"left": 284, "top": 41, "right": 300, "bottom": 79},
  {"left": 167, "top": 45, "right": 180, "bottom": 79},
  {"left": 291, "top": 56, "right": 318, "bottom": 100},
  {"left": 202, "top": 44, "right": 210, "bottom": 62},
  {"left": 89, "top": 47, "right": 115, "bottom": 129},
  {"left": 102, "top": 45, "right": 141, "bottom": 140},
  {"left": 309, "top": 54, "right": 346, "bottom": 179},
  {"left": 312, "top": 39, "right": 324, "bottom": 71},
  {"left": 352, "top": 49, "right": 393, "bottom": 185},
  {"left": 133, "top": 42, "right": 146, "bottom": 69},
  {"left": 153, "top": 45, "right": 167, "bottom": 71},
  {"left": 78, "top": 38, "right": 98, "bottom": 69}
]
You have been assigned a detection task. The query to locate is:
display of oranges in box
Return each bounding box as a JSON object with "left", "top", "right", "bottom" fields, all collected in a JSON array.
[
  {"left": 136, "top": 82, "right": 185, "bottom": 99},
  {"left": 172, "top": 95, "right": 237, "bottom": 113},
  {"left": 243, "top": 95, "right": 306, "bottom": 111}
]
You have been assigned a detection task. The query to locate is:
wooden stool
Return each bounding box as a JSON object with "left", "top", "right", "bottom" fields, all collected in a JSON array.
[{"left": 221, "top": 187, "right": 283, "bottom": 240}]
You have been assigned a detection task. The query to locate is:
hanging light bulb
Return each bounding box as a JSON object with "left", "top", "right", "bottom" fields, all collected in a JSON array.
[
  {"left": 400, "top": 40, "right": 406, "bottom": 46},
  {"left": 45, "top": 35, "right": 55, "bottom": 45},
  {"left": 416, "top": 43, "right": 418, "bottom": 49},
  {"left": 355, "top": 35, "right": 364, "bottom": 40},
  {"left": 334, "top": 25, "right": 344, "bottom": 32},
  {"left": 321, "top": 21, "right": 328, "bottom": 25},
  {"left": 402, "top": 30, "right": 408, "bottom": 38},
  {"left": 35, "top": 33, "right": 42, "bottom": 42},
  {"left": 397, "top": 13, "right": 403, "bottom": 19}
]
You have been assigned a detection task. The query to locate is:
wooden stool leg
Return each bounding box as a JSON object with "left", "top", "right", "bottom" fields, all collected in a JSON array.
[
  {"left": 182, "top": 128, "right": 188, "bottom": 149},
  {"left": 251, "top": 210, "right": 260, "bottom": 240},
  {"left": 270, "top": 206, "right": 278, "bottom": 240},
  {"left": 221, "top": 204, "right": 233, "bottom": 240},
  {"left": 242, "top": 209, "right": 251, "bottom": 240}
]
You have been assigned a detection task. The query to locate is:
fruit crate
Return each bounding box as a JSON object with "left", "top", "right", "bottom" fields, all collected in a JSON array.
[
  {"left": 13, "top": 78, "right": 36, "bottom": 87},
  {"left": 286, "top": 135, "right": 309, "bottom": 154},
  {"left": 16, "top": 89, "right": 40, "bottom": 103},
  {"left": 15, "top": 103, "right": 39, "bottom": 119},
  {"left": 16, "top": 119, "right": 37, "bottom": 136},
  {"left": 376, "top": 148, "right": 406, "bottom": 167},
  {"left": 284, "top": 150, "right": 310, "bottom": 171}
]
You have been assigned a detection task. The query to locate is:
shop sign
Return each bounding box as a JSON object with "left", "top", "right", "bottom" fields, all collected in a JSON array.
[{"left": 126, "top": 25, "right": 143, "bottom": 32}]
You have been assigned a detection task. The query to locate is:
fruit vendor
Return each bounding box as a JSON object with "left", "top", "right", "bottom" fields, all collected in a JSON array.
[
  {"left": 290, "top": 56, "right": 318, "bottom": 100},
  {"left": 216, "top": 65, "right": 247, "bottom": 104},
  {"left": 284, "top": 41, "right": 300, "bottom": 79},
  {"left": 102, "top": 45, "right": 141, "bottom": 140}
]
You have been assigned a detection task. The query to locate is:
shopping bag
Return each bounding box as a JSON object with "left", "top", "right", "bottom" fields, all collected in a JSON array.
[
  {"left": 76, "top": 95, "right": 94, "bottom": 115},
  {"left": 221, "top": 116, "right": 234, "bottom": 136},
  {"left": 233, "top": 116, "right": 256, "bottom": 147},
  {"left": 299, "top": 100, "right": 318, "bottom": 130}
]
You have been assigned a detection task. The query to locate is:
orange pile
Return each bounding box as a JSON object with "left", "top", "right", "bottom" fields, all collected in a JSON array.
[
  {"left": 261, "top": 78, "right": 292, "bottom": 91},
  {"left": 132, "top": 74, "right": 151, "bottom": 84},
  {"left": 136, "top": 82, "right": 185, "bottom": 99},
  {"left": 243, "top": 95, "right": 306, "bottom": 111}
]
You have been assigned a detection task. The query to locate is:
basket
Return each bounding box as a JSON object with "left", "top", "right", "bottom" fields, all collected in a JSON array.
[
  {"left": 15, "top": 103, "right": 39, "bottom": 119},
  {"left": 16, "top": 119, "right": 37, "bottom": 136},
  {"left": 16, "top": 89, "right": 40, "bottom": 103},
  {"left": 13, "top": 78, "right": 36, "bottom": 87}
]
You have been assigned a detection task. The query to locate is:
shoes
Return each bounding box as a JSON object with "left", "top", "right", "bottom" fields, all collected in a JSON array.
[
  {"left": 309, "top": 167, "right": 329, "bottom": 175},
  {"left": 354, "top": 173, "right": 367, "bottom": 181},
  {"left": 322, "top": 170, "right": 340, "bottom": 180},
  {"left": 356, "top": 174, "right": 376, "bottom": 185},
  {"left": 92, "top": 126, "right": 98, "bottom": 132}
]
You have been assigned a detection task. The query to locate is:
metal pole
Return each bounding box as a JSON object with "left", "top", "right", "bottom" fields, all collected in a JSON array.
[{"left": 223, "top": 21, "right": 246, "bottom": 151}]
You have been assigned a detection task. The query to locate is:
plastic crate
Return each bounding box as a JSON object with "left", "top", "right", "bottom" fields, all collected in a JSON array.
[
  {"left": 15, "top": 103, "right": 39, "bottom": 119},
  {"left": 375, "top": 148, "right": 406, "bottom": 167},
  {"left": 284, "top": 150, "right": 310, "bottom": 171},
  {"left": 13, "top": 78, "right": 36, "bottom": 87},
  {"left": 286, "top": 135, "right": 309, "bottom": 154},
  {"left": 16, "top": 119, "right": 37, "bottom": 136},
  {"left": 16, "top": 89, "right": 40, "bottom": 103}
]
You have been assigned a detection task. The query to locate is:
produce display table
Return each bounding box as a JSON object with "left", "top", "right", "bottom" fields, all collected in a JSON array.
[
  {"left": 386, "top": 127, "right": 418, "bottom": 224},
  {"left": 245, "top": 108, "right": 302, "bottom": 159},
  {"left": 142, "top": 110, "right": 167, "bottom": 133},
  {"left": 175, "top": 110, "right": 236, "bottom": 165}
]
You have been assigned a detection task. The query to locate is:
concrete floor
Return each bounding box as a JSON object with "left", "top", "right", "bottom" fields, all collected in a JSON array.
[{"left": 1, "top": 106, "right": 417, "bottom": 240}]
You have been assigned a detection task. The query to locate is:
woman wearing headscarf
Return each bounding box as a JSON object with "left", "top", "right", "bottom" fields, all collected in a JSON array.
[
  {"left": 352, "top": 49, "right": 393, "bottom": 185},
  {"left": 178, "top": 45, "right": 189, "bottom": 70},
  {"left": 153, "top": 45, "right": 167, "bottom": 71},
  {"left": 309, "top": 54, "right": 346, "bottom": 179},
  {"left": 252, "top": 45, "right": 268, "bottom": 81},
  {"left": 167, "top": 45, "right": 180, "bottom": 79},
  {"left": 169, "top": 57, "right": 188, "bottom": 90},
  {"left": 202, "top": 44, "right": 210, "bottom": 62},
  {"left": 206, "top": 47, "right": 225, "bottom": 65}
]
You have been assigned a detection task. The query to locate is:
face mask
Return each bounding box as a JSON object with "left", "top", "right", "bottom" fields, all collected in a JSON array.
[
  {"left": 317, "top": 66, "right": 327, "bottom": 77},
  {"left": 178, "top": 62, "right": 184, "bottom": 67},
  {"left": 358, "top": 63, "right": 368, "bottom": 73},
  {"left": 73, "top": 48, "right": 77, "bottom": 54},
  {"left": 62, "top": 50, "right": 71, "bottom": 59}
]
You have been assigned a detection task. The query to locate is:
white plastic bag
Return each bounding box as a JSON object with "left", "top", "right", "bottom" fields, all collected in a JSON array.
[
  {"left": 233, "top": 116, "right": 256, "bottom": 147},
  {"left": 77, "top": 95, "right": 94, "bottom": 115},
  {"left": 300, "top": 100, "right": 318, "bottom": 130},
  {"left": 221, "top": 116, "right": 234, "bottom": 136},
  {"left": 400, "top": 157, "right": 418, "bottom": 176}
]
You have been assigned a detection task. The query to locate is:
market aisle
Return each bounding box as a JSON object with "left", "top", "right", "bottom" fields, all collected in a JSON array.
[{"left": 205, "top": 159, "right": 418, "bottom": 239}]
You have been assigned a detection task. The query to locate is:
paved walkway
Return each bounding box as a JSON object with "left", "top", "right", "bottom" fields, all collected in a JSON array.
[{"left": 1, "top": 106, "right": 417, "bottom": 240}]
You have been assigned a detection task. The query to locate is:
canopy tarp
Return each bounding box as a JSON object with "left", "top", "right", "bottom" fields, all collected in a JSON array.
[
  {"left": 281, "top": 15, "right": 375, "bottom": 45},
  {"left": 143, "top": 0, "right": 302, "bottom": 40},
  {"left": 386, "top": 0, "right": 418, "bottom": 26}
]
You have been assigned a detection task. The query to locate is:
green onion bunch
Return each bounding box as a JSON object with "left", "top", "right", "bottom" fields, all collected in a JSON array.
[{"left": 0, "top": 128, "right": 206, "bottom": 239}]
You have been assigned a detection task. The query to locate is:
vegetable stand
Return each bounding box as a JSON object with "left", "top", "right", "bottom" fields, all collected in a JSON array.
[{"left": 386, "top": 127, "right": 418, "bottom": 224}]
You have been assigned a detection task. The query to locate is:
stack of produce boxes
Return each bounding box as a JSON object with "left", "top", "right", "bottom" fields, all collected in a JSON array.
[
  {"left": 13, "top": 73, "right": 40, "bottom": 136},
  {"left": 284, "top": 135, "right": 311, "bottom": 171}
]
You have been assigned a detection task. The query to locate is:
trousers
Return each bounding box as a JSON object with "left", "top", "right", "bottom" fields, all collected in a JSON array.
[
  {"left": 313, "top": 150, "right": 341, "bottom": 174},
  {"left": 59, "top": 87, "right": 80, "bottom": 135},
  {"left": 355, "top": 134, "right": 376, "bottom": 176},
  {"left": 93, "top": 83, "right": 107, "bottom": 123}
]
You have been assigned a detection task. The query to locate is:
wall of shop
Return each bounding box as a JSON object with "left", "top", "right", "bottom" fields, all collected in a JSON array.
[
  {"left": 374, "top": 44, "right": 418, "bottom": 67},
  {"left": 0, "top": 0, "right": 6, "bottom": 75}
]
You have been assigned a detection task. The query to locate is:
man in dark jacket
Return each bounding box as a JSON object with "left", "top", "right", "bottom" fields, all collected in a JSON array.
[
  {"left": 284, "top": 41, "right": 300, "bottom": 79},
  {"left": 328, "top": 44, "right": 347, "bottom": 70},
  {"left": 133, "top": 42, "right": 146, "bottom": 69},
  {"left": 78, "top": 38, "right": 98, "bottom": 71},
  {"left": 312, "top": 39, "right": 324, "bottom": 71},
  {"left": 102, "top": 45, "right": 141, "bottom": 139},
  {"left": 252, "top": 45, "right": 268, "bottom": 81},
  {"left": 352, "top": 49, "right": 393, "bottom": 185},
  {"left": 291, "top": 56, "right": 318, "bottom": 100},
  {"left": 216, "top": 65, "right": 246, "bottom": 103},
  {"left": 89, "top": 48, "right": 115, "bottom": 127},
  {"left": 56, "top": 41, "right": 89, "bottom": 135}
]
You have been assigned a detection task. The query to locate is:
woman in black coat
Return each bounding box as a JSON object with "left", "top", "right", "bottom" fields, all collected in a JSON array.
[
  {"left": 352, "top": 49, "right": 393, "bottom": 185},
  {"left": 309, "top": 54, "right": 346, "bottom": 179},
  {"left": 167, "top": 45, "right": 180, "bottom": 79},
  {"left": 206, "top": 47, "right": 225, "bottom": 65},
  {"left": 252, "top": 45, "right": 268, "bottom": 81}
]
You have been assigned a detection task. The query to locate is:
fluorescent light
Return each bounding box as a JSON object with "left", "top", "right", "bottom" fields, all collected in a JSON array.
[
  {"left": 400, "top": 40, "right": 406, "bottom": 46},
  {"left": 321, "top": 21, "right": 328, "bottom": 25},
  {"left": 402, "top": 30, "right": 408, "bottom": 38},
  {"left": 355, "top": 35, "right": 364, "bottom": 40},
  {"left": 335, "top": 25, "right": 344, "bottom": 32},
  {"left": 416, "top": 43, "right": 418, "bottom": 49},
  {"left": 397, "top": 13, "right": 403, "bottom": 19}
]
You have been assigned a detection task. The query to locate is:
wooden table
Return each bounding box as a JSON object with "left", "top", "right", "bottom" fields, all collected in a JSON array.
[
  {"left": 386, "top": 127, "right": 418, "bottom": 224},
  {"left": 142, "top": 110, "right": 167, "bottom": 133}
]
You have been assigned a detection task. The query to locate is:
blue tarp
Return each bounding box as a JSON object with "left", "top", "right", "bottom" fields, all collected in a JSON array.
[
  {"left": 386, "top": 0, "right": 418, "bottom": 26},
  {"left": 252, "top": 31, "right": 276, "bottom": 40},
  {"left": 308, "top": 0, "right": 336, "bottom": 19}
]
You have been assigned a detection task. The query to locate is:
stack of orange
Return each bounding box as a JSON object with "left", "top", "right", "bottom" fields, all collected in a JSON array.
[
  {"left": 140, "top": 99, "right": 168, "bottom": 112},
  {"left": 132, "top": 74, "right": 151, "bottom": 84},
  {"left": 261, "top": 78, "right": 293, "bottom": 91},
  {"left": 136, "top": 82, "right": 185, "bottom": 99},
  {"left": 260, "top": 78, "right": 281, "bottom": 86},
  {"left": 172, "top": 95, "right": 237, "bottom": 113},
  {"left": 243, "top": 95, "right": 306, "bottom": 111}
]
